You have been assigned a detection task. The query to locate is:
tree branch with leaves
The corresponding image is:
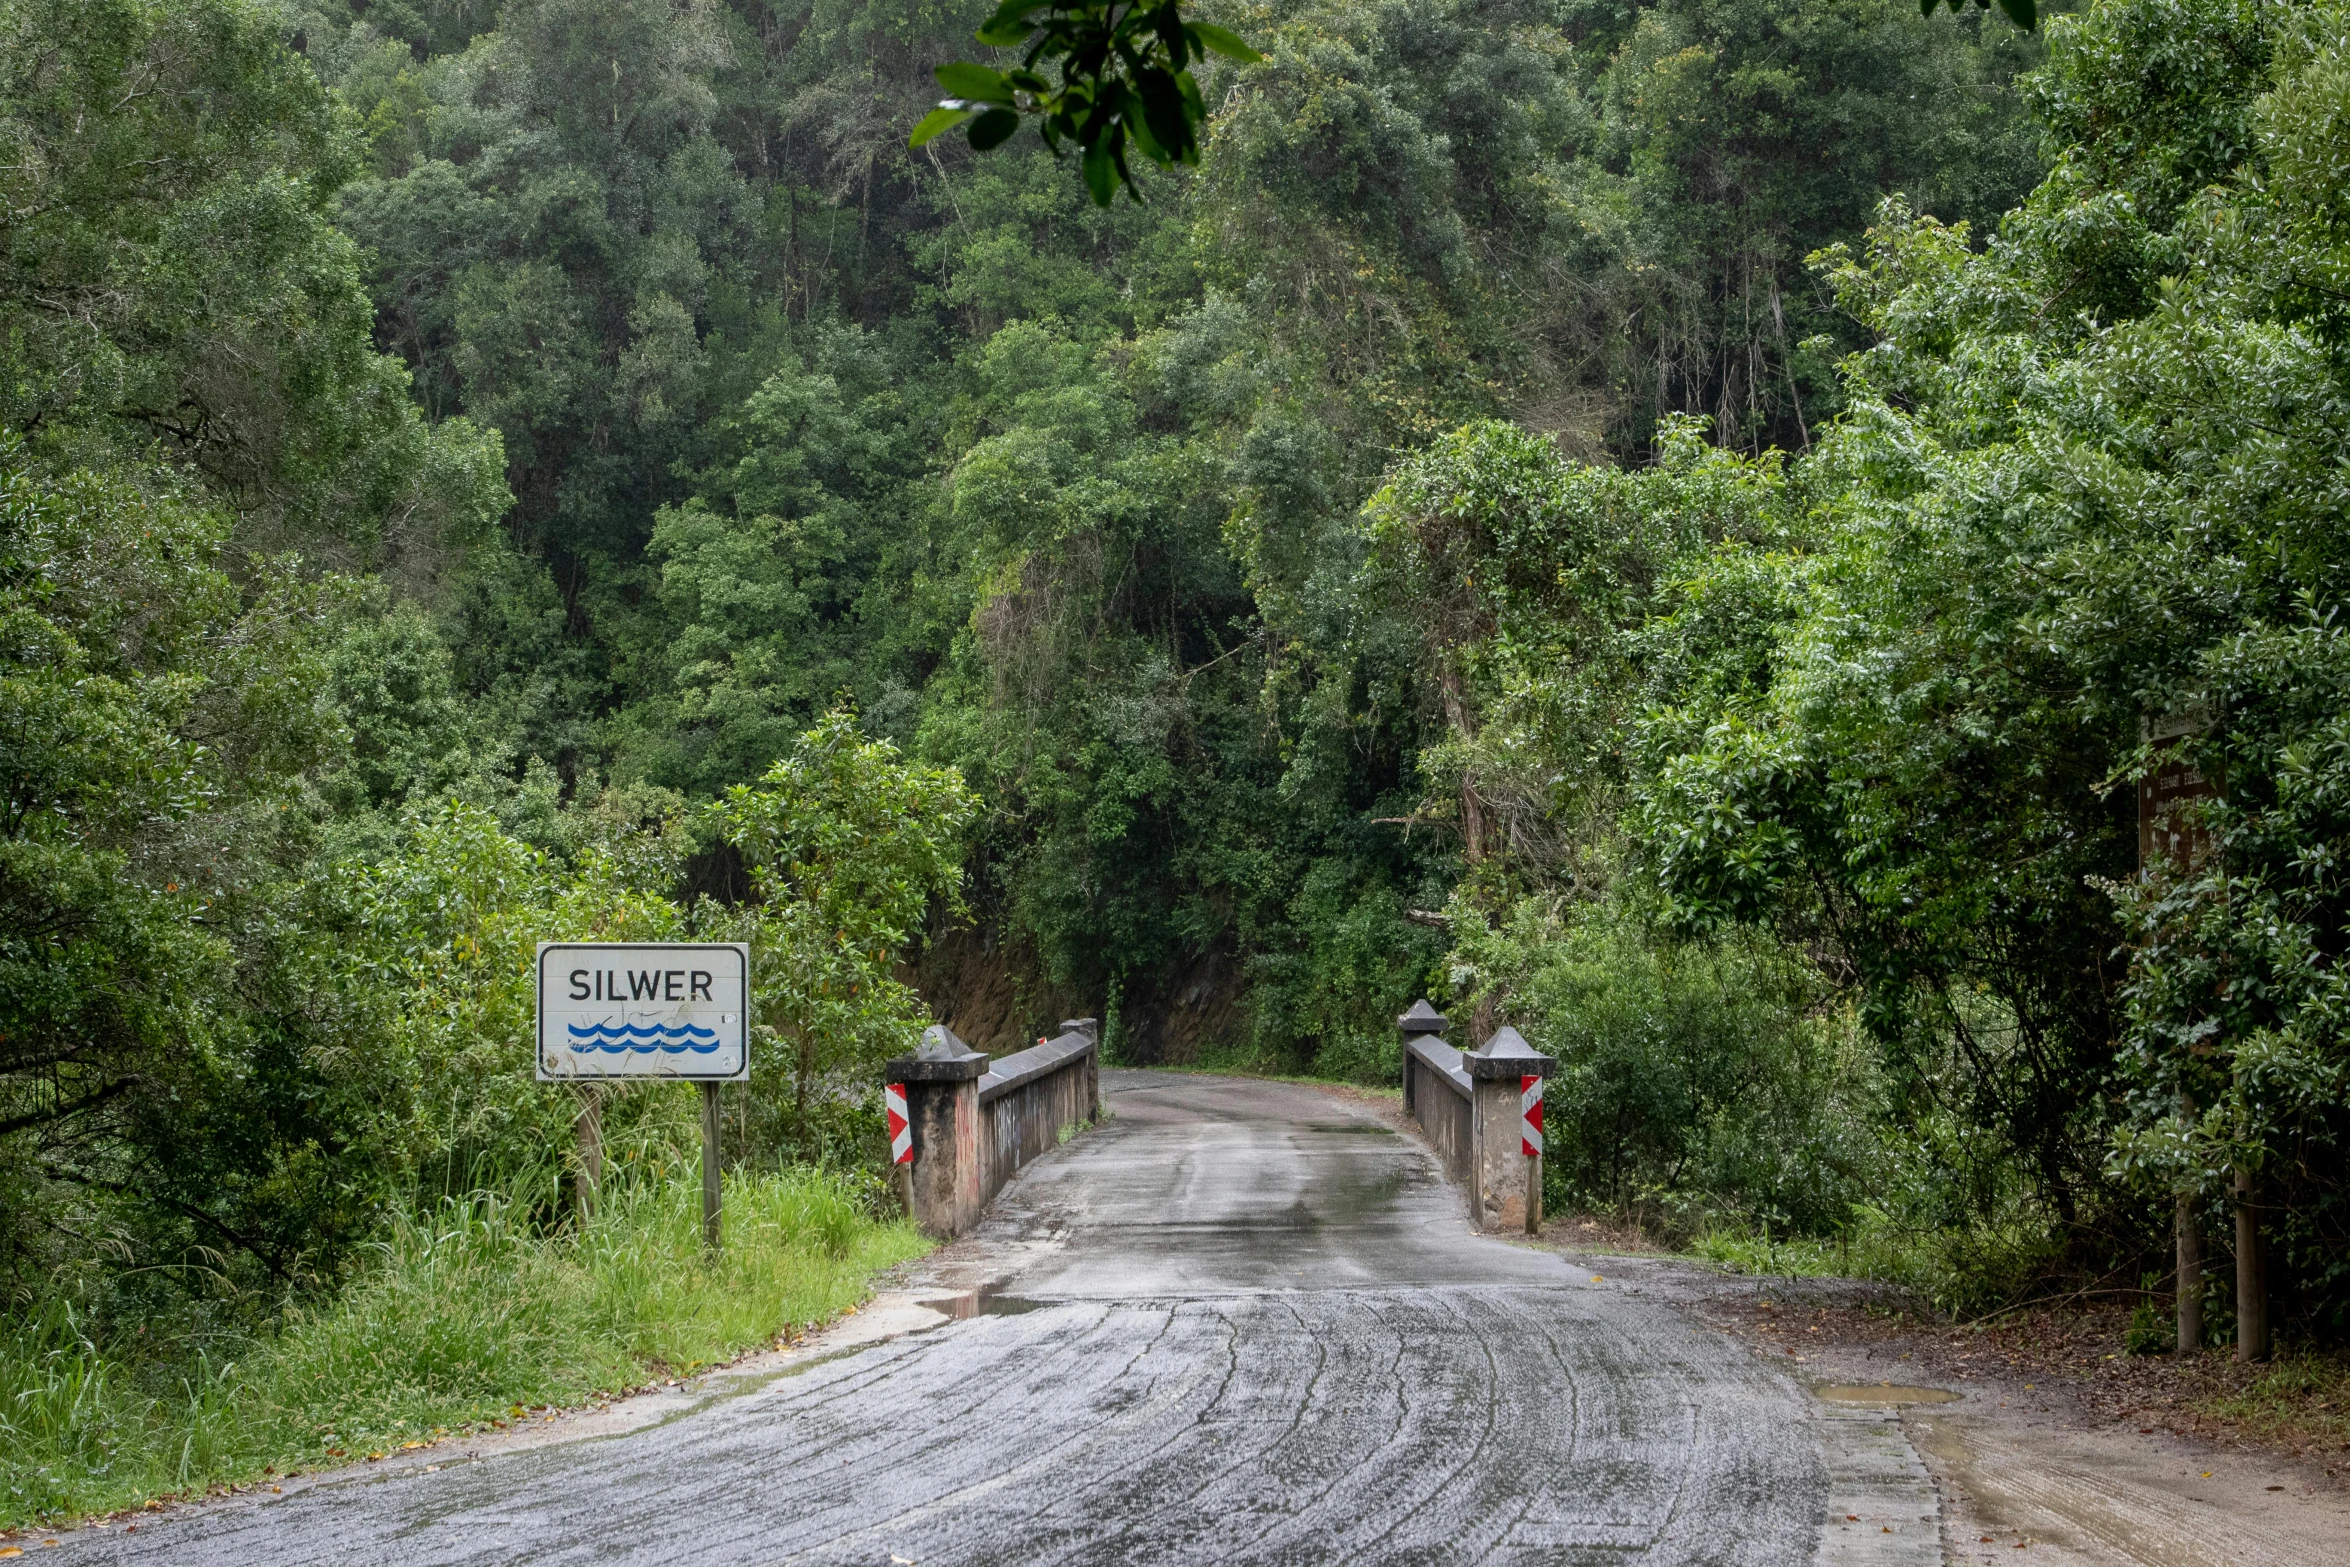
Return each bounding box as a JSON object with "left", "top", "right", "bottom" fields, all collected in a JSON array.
[{"left": 911, "top": 0, "right": 1264, "bottom": 205}]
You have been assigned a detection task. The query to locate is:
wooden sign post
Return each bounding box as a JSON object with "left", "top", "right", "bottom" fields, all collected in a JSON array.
[{"left": 700, "top": 1081, "right": 724, "bottom": 1254}]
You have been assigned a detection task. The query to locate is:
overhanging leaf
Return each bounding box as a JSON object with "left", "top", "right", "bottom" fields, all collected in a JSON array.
[
  {"left": 1187, "top": 23, "right": 1263, "bottom": 62},
  {"left": 935, "top": 62, "right": 1015, "bottom": 103},
  {"left": 976, "top": 0, "right": 1044, "bottom": 47},
  {"left": 967, "top": 107, "right": 1022, "bottom": 151},
  {"left": 908, "top": 105, "right": 974, "bottom": 148},
  {"left": 1081, "top": 138, "right": 1117, "bottom": 206}
]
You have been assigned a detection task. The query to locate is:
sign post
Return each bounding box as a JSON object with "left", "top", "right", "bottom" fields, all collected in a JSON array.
[
  {"left": 700, "top": 1081, "right": 724, "bottom": 1253},
  {"left": 537, "top": 943, "right": 749, "bottom": 1255}
]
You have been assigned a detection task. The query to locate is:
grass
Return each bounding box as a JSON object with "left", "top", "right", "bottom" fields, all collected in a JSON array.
[
  {"left": 0, "top": 1167, "right": 928, "bottom": 1530},
  {"left": 2197, "top": 1352, "right": 2350, "bottom": 1459},
  {"left": 1678, "top": 1206, "right": 2064, "bottom": 1322}
]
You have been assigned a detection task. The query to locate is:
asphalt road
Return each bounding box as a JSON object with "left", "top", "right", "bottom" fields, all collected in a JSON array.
[{"left": 68, "top": 1072, "right": 1914, "bottom": 1565}]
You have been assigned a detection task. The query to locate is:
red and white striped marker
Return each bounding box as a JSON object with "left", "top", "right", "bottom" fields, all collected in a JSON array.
[
  {"left": 885, "top": 1082, "right": 912, "bottom": 1165},
  {"left": 1520, "top": 1074, "right": 1543, "bottom": 1158}
]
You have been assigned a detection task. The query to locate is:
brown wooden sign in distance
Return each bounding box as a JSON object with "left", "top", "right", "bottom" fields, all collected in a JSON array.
[{"left": 2139, "top": 706, "right": 2218, "bottom": 875}]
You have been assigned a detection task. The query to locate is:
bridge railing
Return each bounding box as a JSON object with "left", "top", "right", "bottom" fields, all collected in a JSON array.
[
  {"left": 1397, "top": 1001, "right": 1553, "bottom": 1233},
  {"left": 885, "top": 1017, "right": 1101, "bottom": 1237}
]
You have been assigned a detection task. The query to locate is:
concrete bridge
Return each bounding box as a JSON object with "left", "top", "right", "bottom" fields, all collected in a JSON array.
[
  {"left": 888, "top": 1002, "right": 1558, "bottom": 1245},
  {"left": 70, "top": 1005, "right": 1939, "bottom": 1566}
]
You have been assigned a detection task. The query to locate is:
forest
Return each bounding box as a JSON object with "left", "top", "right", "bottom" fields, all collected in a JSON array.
[{"left": 4, "top": 0, "right": 2348, "bottom": 1521}]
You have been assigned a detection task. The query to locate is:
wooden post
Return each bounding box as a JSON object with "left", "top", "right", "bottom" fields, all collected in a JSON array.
[
  {"left": 2176, "top": 1190, "right": 2202, "bottom": 1354},
  {"left": 573, "top": 1083, "right": 604, "bottom": 1220},
  {"left": 700, "top": 1081, "right": 723, "bottom": 1256},
  {"left": 2235, "top": 1167, "right": 2269, "bottom": 1361}
]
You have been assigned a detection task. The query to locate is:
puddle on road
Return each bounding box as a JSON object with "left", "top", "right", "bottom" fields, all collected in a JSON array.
[
  {"left": 1816, "top": 1383, "right": 1960, "bottom": 1408},
  {"left": 917, "top": 1284, "right": 1053, "bottom": 1320}
]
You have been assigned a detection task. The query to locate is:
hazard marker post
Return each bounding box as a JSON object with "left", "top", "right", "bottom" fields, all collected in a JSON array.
[
  {"left": 1521, "top": 1074, "right": 1544, "bottom": 1234},
  {"left": 886, "top": 1080, "right": 915, "bottom": 1215}
]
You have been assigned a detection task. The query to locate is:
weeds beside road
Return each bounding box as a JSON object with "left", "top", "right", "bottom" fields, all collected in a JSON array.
[{"left": 0, "top": 1170, "right": 928, "bottom": 1532}]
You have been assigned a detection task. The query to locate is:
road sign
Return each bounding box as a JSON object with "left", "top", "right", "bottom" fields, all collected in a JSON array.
[
  {"left": 886, "top": 1083, "right": 912, "bottom": 1164},
  {"left": 1520, "top": 1074, "right": 1543, "bottom": 1157},
  {"left": 536, "top": 943, "right": 750, "bottom": 1082}
]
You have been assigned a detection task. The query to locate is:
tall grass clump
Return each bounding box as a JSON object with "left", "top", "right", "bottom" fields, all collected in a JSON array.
[{"left": 0, "top": 1168, "right": 926, "bottom": 1529}]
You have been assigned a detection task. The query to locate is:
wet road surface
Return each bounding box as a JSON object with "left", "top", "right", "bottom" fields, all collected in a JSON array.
[{"left": 67, "top": 1072, "right": 1886, "bottom": 1565}]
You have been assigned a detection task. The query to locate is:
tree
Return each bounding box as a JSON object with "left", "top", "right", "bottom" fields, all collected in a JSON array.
[
  {"left": 0, "top": 0, "right": 506, "bottom": 572},
  {"left": 0, "top": 443, "right": 376, "bottom": 1294},
  {"left": 712, "top": 712, "right": 977, "bottom": 1155}
]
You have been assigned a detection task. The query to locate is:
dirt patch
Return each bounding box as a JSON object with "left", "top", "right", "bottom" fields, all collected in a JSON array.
[
  {"left": 1683, "top": 1283, "right": 2350, "bottom": 1565},
  {"left": 1546, "top": 1212, "right": 1674, "bottom": 1255},
  {"left": 901, "top": 926, "right": 1058, "bottom": 1052},
  {"left": 1693, "top": 1292, "right": 2350, "bottom": 1476}
]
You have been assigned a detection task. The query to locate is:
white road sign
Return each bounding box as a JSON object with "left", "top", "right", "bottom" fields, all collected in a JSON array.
[{"left": 536, "top": 943, "right": 750, "bottom": 1081}]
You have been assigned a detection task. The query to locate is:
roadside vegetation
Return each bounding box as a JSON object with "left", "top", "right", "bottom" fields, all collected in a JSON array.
[
  {"left": 5, "top": 0, "right": 2349, "bottom": 1530},
  {"left": 2, "top": 1163, "right": 922, "bottom": 1526},
  {"left": 1374, "top": 0, "right": 2350, "bottom": 1353}
]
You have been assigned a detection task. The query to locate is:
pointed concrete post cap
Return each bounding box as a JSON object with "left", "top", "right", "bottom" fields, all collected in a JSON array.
[
  {"left": 1397, "top": 999, "right": 1450, "bottom": 1037},
  {"left": 918, "top": 1023, "right": 972, "bottom": 1060},
  {"left": 889, "top": 1024, "right": 988, "bottom": 1083},
  {"left": 1466, "top": 1024, "right": 1555, "bottom": 1079},
  {"left": 1058, "top": 1017, "right": 1100, "bottom": 1042}
]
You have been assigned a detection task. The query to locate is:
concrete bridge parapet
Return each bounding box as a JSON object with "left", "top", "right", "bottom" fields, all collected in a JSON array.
[
  {"left": 1398, "top": 1002, "right": 1554, "bottom": 1232},
  {"left": 886, "top": 1017, "right": 1102, "bottom": 1238}
]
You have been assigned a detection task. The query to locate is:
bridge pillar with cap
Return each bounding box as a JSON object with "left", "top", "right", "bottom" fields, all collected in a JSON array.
[
  {"left": 1397, "top": 999, "right": 1449, "bottom": 1119},
  {"left": 1058, "top": 1017, "right": 1103, "bottom": 1120},
  {"left": 884, "top": 1024, "right": 990, "bottom": 1237},
  {"left": 1465, "top": 1026, "right": 1555, "bottom": 1233}
]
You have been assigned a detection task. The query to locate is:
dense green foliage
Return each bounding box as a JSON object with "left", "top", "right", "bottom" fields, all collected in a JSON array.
[
  {"left": 12, "top": 0, "right": 2350, "bottom": 1519},
  {"left": 281, "top": 0, "right": 2041, "bottom": 1065},
  {"left": 1378, "top": 0, "right": 2350, "bottom": 1330}
]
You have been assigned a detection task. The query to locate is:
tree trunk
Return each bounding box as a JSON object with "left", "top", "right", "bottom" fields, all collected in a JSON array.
[
  {"left": 1434, "top": 660, "right": 1490, "bottom": 865},
  {"left": 2175, "top": 1190, "right": 2202, "bottom": 1353},
  {"left": 2235, "top": 1167, "right": 2270, "bottom": 1362}
]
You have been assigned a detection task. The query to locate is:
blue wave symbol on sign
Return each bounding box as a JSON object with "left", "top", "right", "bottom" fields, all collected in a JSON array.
[{"left": 565, "top": 1021, "right": 722, "bottom": 1055}]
